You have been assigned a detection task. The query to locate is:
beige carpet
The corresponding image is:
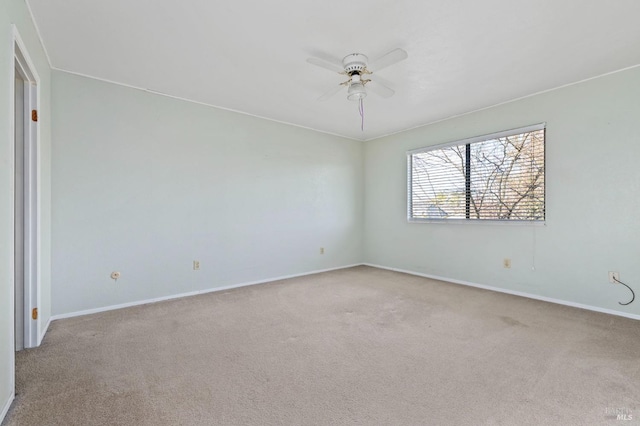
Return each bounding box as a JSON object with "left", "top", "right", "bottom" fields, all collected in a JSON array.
[{"left": 4, "top": 266, "right": 639, "bottom": 425}]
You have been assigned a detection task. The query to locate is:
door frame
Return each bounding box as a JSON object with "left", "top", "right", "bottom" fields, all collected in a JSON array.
[{"left": 10, "top": 25, "right": 41, "bottom": 353}]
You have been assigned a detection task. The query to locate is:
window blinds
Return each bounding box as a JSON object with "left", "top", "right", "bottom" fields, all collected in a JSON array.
[{"left": 408, "top": 124, "right": 545, "bottom": 221}]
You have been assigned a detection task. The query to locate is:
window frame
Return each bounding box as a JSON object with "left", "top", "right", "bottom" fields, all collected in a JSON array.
[{"left": 407, "top": 123, "right": 546, "bottom": 225}]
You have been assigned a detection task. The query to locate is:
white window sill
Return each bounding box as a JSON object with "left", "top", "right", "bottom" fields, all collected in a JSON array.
[{"left": 407, "top": 218, "right": 546, "bottom": 226}]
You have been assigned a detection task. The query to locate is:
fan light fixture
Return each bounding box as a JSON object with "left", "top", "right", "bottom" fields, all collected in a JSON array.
[
  {"left": 306, "top": 48, "right": 408, "bottom": 131},
  {"left": 347, "top": 82, "right": 367, "bottom": 101}
]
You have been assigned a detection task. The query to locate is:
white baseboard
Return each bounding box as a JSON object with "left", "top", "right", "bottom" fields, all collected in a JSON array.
[
  {"left": 49, "top": 262, "right": 639, "bottom": 324},
  {"left": 39, "top": 317, "right": 51, "bottom": 345},
  {"left": 1, "top": 391, "right": 15, "bottom": 424},
  {"left": 51, "top": 264, "right": 362, "bottom": 321},
  {"left": 363, "top": 263, "right": 640, "bottom": 321}
]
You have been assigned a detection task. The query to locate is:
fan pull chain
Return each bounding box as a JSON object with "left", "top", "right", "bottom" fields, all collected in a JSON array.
[{"left": 359, "top": 98, "right": 365, "bottom": 131}]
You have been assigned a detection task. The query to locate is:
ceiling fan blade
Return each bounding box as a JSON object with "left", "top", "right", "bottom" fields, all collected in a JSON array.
[
  {"left": 317, "top": 84, "right": 344, "bottom": 101},
  {"left": 369, "top": 48, "right": 408, "bottom": 72},
  {"left": 307, "top": 57, "right": 344, "bottom": 73},
  {"left": 367, "top": 79, "right": 395, "bottom": 98}
]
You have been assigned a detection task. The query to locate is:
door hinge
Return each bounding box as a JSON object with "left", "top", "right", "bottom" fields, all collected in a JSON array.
[
  {"left": 31, "top": 109, "right": 38, "bottom": 122},
  {"left": 32, "top": 307, "right": 38, "bottom": 320}
]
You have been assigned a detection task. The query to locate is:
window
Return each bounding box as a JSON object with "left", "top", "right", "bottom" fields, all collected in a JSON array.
[{"left": 408, "top": 124, "right": 545, "bottom": 222}]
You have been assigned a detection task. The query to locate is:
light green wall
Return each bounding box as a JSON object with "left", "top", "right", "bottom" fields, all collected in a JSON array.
[
  {"left": 51, "top": 71, "right": 363, "bottom": 315},
  {"left": 364, "top": 66, "right": 640, "bottom": 316},
  {"left": 0, "top": 0, "right": 52, "bottom": 418}
]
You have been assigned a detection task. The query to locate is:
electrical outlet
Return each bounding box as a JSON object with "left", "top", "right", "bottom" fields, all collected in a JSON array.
[
  {"left": 320, "top": 247, "right": 325, "bottom": 255},
  {"left": 608, "top": 271, "right": 620, "bottom": 284},
  {"left": 503, "top": 258, "right": 511, "bottom": 269},
  {"left": 193, "top": 260, "right": 200, "bottom": 270},
  {"left": 110, "top": 271, "right": 120, "bottom": 280}
]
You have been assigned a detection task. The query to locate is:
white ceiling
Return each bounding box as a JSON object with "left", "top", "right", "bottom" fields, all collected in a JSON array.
[{"left": 27, "top": 0, "right": 640, "bottom": 141}]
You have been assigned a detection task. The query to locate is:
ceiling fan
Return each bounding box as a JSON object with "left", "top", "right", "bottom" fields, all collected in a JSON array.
[{"left": 306, "top": 48, "right": 408, "bottom": 102}]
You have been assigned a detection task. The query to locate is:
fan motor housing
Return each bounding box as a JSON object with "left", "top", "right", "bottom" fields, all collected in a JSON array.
[{"left": 342, "top": 53, "right": 368, "bottom": 74}]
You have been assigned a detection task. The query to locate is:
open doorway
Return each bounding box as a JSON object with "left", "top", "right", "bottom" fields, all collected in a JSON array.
[{"left": 12, "top": 25, "right": 40, "bottom": 352}]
